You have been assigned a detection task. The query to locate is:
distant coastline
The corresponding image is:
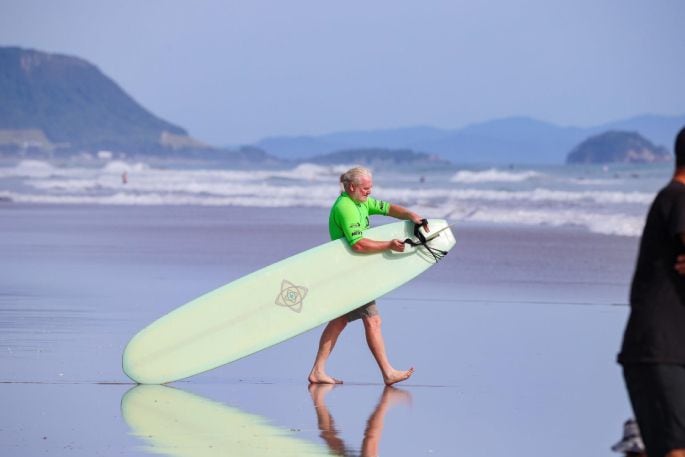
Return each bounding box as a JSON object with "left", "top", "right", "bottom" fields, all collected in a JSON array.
[{"left": 1, "top": 46, "right": 683, "bottom": 166}]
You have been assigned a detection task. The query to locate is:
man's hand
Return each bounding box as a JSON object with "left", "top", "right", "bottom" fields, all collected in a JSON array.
[
  {"left": 676, "top": 255, "right": 685, "bottom": 275},
  {"left": 389, "top": 239, "right": 405, "bottom": 252},
  {"left": 416, "top": 217, "right": 430, "bottom": 233}
]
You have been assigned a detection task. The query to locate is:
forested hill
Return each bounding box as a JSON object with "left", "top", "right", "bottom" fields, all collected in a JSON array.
[{"left": 0, "top": 46, "right": 206, "bottom": 154}]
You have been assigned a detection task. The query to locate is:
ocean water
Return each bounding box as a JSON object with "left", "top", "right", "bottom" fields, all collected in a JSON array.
[{"left": 0, "top": 158, "right": 673, "bottom": 236}]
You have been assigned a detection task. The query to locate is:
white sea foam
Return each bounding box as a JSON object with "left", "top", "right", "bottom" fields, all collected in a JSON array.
[
  {"left": 0, "top": 160, "right": 58, "bottom": 178},
  {"left": 0, "top": 160, "right": 662, "bottom": 237},
  {"left": 102, "top": 160, "right": 149, "bottom": 173},
  {"left": 462, "top": 207, "right": 643, "bottom": 237},
  {"left": 0, "top": 190, "right": 334, "bottom": 208},
  {"left": 451, "top": 168, "right": 542, "bottom": 183},
  {"left": 380, "top": 186, "right": 653, "bottom": 206}
]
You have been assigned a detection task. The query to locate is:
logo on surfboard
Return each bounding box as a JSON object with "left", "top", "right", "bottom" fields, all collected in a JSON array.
[{"left": 275, "top": 280, "right": 308, "bottom": 313}]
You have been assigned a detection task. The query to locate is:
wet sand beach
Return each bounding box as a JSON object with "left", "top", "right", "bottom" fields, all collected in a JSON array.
[{"left": 1, "top": 204, "right": 638, "bottom": 456}]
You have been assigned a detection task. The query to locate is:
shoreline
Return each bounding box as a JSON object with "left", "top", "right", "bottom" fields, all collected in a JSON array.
[{"left": 0, "top": 200, "right": 643, "bottom": 239}]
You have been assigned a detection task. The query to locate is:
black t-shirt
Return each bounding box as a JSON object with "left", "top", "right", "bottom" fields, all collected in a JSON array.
[{"left": 618, "top": 180, "right": 685, "bottom": 365}]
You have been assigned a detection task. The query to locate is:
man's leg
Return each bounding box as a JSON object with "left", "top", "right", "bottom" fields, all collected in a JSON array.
[
  {"left": 658, "top": 364, "right": 685, "bottom": 457},
  {"left": 308, "top": 316, "right": 347, "bottom": 384},
  {"left": 362, "top": 314, "right": 414, "bottom": 386},
  {"left": 624, "top": 364, "right": 685, "bottom": 457}
]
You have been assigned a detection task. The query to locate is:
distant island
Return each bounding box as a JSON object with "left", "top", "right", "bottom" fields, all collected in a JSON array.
[
  {"left": 566, "top": 131, "right": 671, "bottom": 164},
  {"left": 306, "top": 148, "right": 451, "bottom": 167}
]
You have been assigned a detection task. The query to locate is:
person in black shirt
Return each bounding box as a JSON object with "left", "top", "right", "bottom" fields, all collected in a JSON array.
[{"left": 618, "top": 126, "right": 685, "bottom": 457}]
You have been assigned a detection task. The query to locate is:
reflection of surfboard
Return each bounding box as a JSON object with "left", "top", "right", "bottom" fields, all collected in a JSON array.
[
  {"left": 122, "top": 385, "right": 329, "bottom": 457},
  {"left": 123, "top": 219, "right": 456, "bottom": 384}
]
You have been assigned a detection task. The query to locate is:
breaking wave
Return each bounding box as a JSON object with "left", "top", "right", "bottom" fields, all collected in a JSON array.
[
  {"left": 0, "top": 160, "right": 663, "bottom": 237},
  {"left": 451, "top": 168, "right": 543, "bottom": 183}
]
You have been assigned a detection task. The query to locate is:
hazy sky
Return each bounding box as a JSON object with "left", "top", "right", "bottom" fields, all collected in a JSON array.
[{"left": 1, "top": 0, "right": 684, "bottom": 145}]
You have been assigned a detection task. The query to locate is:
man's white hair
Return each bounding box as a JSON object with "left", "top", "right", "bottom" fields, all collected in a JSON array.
[{"left": 339, "top": 166, "right": 372, "bottom": 190}]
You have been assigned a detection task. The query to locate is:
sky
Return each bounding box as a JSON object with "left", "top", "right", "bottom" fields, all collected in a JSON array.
[{"left": 1, "top": 0, "right": 684, "bottom": 145}]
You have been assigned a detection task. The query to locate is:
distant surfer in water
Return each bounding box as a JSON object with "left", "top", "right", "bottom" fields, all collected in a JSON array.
[{"left": 308, "top": 166, "right": 428, "bottom": 386}]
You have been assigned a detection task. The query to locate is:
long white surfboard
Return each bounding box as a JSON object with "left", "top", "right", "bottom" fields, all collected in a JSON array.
[{"left": 123, "top": 219, "right": 456, "bottom": 384}]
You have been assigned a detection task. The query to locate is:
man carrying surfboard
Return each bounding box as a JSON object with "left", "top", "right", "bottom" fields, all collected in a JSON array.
[{"left": 308, "top": 166, "right": 427, "bottom": 386}]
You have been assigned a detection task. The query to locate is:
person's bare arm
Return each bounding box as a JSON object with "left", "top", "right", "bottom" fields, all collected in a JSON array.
[
  {"left": 388, "top": 204, "right": 426, "bottom": 228},
  {"left": 351, "top": 238, "right": 405, "bottom": 253},
  {"left": 676, "top": 234, "right": 685, "bottom": 275},
  {"left": 351, "top": 204, "right": 428, "bottom": 253}
]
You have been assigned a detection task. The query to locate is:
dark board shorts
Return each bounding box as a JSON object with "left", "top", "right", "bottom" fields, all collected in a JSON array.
[
  {"left": 345, "top": 300, "right": 379, "bottom": 322},
  {"left": 623, "top": 363, "right": 685, "bottom": 457}
]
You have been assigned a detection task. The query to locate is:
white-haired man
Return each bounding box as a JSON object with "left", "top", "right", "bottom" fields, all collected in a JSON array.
[{"left": 308, "top": 166, "right": 427, "bottom": 386}]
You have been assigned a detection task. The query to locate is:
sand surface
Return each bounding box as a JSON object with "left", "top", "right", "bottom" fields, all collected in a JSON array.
[{"left": 1, "top": 204, "right": 638, "bottom": 456}]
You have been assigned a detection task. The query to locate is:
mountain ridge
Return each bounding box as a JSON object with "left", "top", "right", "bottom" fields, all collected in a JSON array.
[{"left": 255, "top": 114, "right": 685, "bottom": 164}]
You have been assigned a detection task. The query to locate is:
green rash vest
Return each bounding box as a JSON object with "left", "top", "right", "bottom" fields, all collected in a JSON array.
[{"left": 329, "top": 192, "right": 390, "bottom": 245}]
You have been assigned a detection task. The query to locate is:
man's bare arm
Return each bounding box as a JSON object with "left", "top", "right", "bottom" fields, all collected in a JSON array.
[
  {"left": 352, "top": 238, "right": 405, "bottom": 254},
  {"left": 676, "top": 234, "right": 685, "bottom": 275},
  {"left": 388, "top": 204, "right": 425, "bottom": 227}
]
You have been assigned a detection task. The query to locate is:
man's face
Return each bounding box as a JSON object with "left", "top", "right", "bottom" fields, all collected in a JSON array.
[{"left": 348, "top": 175, "right": 373, "bottom": 203}]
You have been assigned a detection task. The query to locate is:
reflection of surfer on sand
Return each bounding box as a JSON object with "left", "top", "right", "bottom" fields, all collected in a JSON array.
[
  {"left": 121, "top": 385, "right": 331, "bottom": 456},
  {"left": 309, "top": 384, "right": 412, "bottom": 457}
]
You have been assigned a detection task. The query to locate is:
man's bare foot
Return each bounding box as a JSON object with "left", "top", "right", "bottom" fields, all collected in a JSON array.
[
  {"left": 383, "top": 367, "right": 414, "bottom": 386},
  {"left": 308, "top": 370, "right": 343, "bottom": 384}
]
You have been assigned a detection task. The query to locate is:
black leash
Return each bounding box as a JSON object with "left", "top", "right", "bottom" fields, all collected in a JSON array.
[{"left": 403, "top": 219, "right": 448, "bottom": 263}]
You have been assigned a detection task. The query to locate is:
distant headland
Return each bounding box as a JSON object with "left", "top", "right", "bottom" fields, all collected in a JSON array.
[{"left": 0, "top": 47, "right": 206, "bottom": 155}]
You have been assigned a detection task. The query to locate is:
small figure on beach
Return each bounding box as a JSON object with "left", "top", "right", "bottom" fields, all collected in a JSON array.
[
  {"left": 611, "top": 418, "right": 646, "bottom": 457},
  {"left": 618, "top": 126, "right": 685, "bottom": 457},
  {"left": 308, "top": 166, "right": 427, "bottom": 386},
  {"left": 308, "top": 383, "right": 411, "bottom": 456},
  {"left": 121, "top": 171, "right": 128, "bottom": 184}
]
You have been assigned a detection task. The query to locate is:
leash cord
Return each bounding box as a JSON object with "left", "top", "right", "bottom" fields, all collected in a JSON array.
[{"left": 403, "top": 219, "right": 448, "bottom": 263}]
